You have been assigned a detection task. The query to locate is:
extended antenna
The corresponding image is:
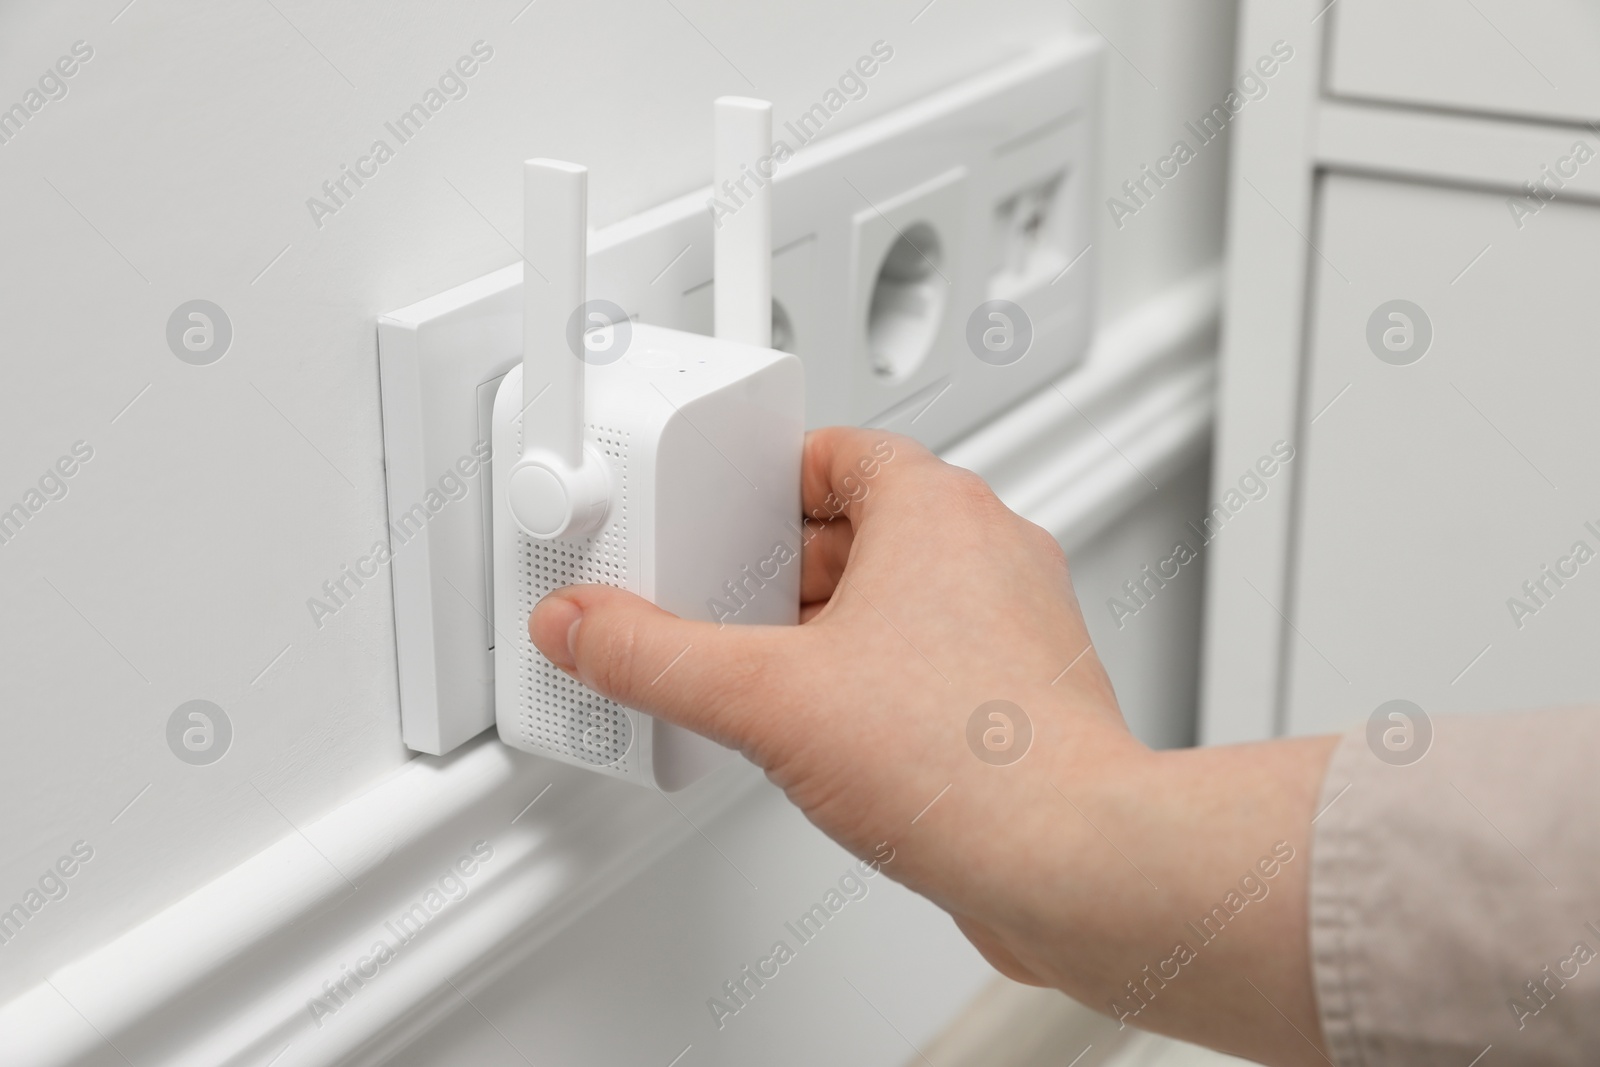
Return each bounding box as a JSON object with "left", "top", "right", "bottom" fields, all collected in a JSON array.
[
  {"left": 522, "top": 160, "right": 587, "bottom": 466},
  {"left": 713, "top": 97, "right": 773, "bottom": 347},
  {"left": 507, "top": 159, "right": 611, "bottom": 540}
]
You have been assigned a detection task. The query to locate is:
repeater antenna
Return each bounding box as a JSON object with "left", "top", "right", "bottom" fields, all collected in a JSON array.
[
  {"left": 506, "top": 159, "right": 611, "bottom": 540},
  {"left": 713, "top": 96, "right": 773, "bottom": 346}
]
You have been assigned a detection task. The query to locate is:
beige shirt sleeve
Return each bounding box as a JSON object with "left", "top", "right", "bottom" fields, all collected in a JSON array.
[{"left": 1310, "top": 705, "right": 1600, "bottom": 1066}]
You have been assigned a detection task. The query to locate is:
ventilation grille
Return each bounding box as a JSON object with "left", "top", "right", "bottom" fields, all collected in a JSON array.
[{"left": 514, "top": 427, "right": 634, "bottom": 770}]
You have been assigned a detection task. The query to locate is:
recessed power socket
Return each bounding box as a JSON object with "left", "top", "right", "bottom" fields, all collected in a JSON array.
[
  {"left": 853, "top": 166, "right": 967, "bottom": 392},
  {"left": 378, "top": 38, "right": 1102, "bottom": 756}
]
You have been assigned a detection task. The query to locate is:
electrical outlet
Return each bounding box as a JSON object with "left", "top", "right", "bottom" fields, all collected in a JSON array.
[
  {"left": 378, "top": 37, "right": 1102, "bottom": 755},
  {"left": 852, "top": 166, "right": 967, "bottom": 393}
]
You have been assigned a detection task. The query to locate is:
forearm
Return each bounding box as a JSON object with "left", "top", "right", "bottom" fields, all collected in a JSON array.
[{"left": 969, "top": 733, "right": 1340, "bottom": 1066}]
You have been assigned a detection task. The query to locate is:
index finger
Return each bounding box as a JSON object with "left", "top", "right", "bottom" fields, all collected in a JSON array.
[{"left": 800, "top": 427, "right": 930, "bottom": 528}]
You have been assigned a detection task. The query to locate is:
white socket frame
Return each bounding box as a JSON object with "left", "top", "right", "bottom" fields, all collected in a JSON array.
[{"left": 377, "top": 37, "right": 1102, "bottom": 754}]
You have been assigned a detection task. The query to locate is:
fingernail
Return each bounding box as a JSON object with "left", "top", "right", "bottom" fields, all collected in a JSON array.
[{"left": 530, "top": 596, "right": 582, "bottom": 670}]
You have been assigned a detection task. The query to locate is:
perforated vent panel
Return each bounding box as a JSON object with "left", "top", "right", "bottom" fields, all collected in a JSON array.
[{"left": 513, "top": 427, "right": 635, "bottom": 770}]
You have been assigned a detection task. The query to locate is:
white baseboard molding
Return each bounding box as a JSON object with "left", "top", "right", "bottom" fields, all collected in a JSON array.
[
  {"left": 5, "top": 743, "right": 763, "bottom": 1067},
  {"left": 0, "top": 267, "right": 1219, "bottom": 1067}
]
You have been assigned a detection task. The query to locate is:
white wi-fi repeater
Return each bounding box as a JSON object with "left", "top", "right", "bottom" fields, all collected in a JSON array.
[{"left": 492, "top": 98, "right": 805, "bottom": 789}]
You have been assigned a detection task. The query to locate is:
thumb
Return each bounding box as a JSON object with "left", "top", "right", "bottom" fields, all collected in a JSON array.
[{"left": 527, "top": 585, "right": 790, "bottom": 750}]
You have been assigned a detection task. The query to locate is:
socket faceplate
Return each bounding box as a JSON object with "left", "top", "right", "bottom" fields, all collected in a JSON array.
[{"left": 378, "top": 37, "right": 1101, "bottom": 754}]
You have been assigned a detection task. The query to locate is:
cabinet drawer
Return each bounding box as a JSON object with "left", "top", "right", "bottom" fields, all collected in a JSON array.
[
  {"left": 1285, "top": 173, "right": 1600, "bottom": 736},
  {"left": 1329, "top": 0, "right": 1600, "bottom": 125}
]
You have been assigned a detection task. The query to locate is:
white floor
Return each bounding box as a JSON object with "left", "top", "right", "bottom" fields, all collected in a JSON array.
[
  {"left": 1108, "top": 1032, "right": 1258, "bottom": 1067},
  {"left": 910, "top": 977, "right": 1259, "bottom": 1067}
]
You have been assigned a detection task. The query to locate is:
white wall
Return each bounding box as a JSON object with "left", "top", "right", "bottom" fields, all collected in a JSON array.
[{"left": 0, "top": 0, "right": 1238, "bottom": 1016}]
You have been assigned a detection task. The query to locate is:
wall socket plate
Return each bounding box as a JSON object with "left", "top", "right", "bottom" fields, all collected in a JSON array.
[{"left": 377, "top": 36, "right": 1102, "bottom": 755}]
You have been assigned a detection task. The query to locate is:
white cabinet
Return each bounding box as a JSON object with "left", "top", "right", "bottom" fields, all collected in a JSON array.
[
  {"left": 1202, "top": 0, "right": 1600, "bottom": 742},
  {"left": 1329, "top": 0, "right": 1600, "bottom": 124}
]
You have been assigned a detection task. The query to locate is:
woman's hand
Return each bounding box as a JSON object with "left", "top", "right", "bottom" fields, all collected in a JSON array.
[
  {"left": 529, "top": 428, "right": 1128, "bottom": 966},
  {"left": 528, "top": 426, "right": 1336, "bottom": 1066}
]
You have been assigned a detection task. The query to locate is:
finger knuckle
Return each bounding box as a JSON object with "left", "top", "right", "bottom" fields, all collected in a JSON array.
[
  {"left": 1027, "top": 520, "right": 1068, "bottom": 566},
  {"left": 585, "top": 614, "right": 641, "bottom": 699},
  {"left": 940, "top": 465, "right": 1002, "bottom": 514}
]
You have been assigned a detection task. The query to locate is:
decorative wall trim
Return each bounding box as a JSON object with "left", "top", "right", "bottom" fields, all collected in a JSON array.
[{"left": 0, "top": 268, "right": 1220, "bottom": 1067}]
